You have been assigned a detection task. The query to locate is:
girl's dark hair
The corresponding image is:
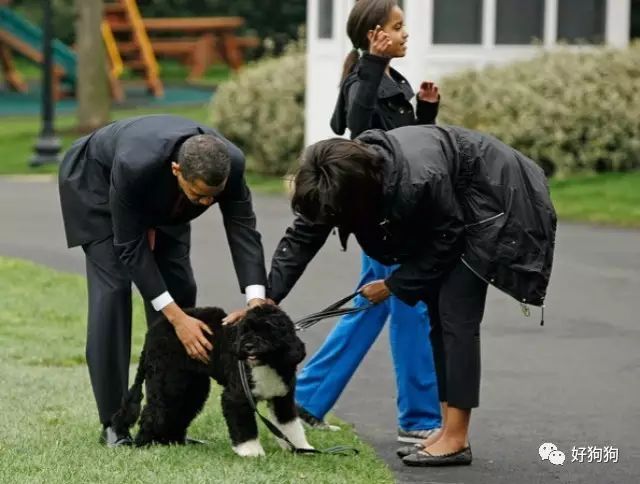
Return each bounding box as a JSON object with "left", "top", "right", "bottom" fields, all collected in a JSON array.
[
  {"left": 291, "top": 138, "right": 384, "bottom": 226},
  {"left": 341, "top": 0, "right": 398, "bottom": 82}
]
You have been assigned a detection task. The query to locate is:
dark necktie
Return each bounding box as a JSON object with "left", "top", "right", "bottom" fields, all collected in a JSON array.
[{"left": 147, "top": 192, "right": 187, "bottom": 251}]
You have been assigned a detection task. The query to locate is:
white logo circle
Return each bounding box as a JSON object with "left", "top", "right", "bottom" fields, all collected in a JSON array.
[
  {"left": 549, "top": 450, "right": 566, "bottom": 466},
  {"left": 539, "top": 442, "right": 558, "bottom": 460}
]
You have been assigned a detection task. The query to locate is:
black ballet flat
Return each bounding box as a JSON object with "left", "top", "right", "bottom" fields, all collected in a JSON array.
[{"left": 402, "top": 446, "right": 472, "bottom": 467}]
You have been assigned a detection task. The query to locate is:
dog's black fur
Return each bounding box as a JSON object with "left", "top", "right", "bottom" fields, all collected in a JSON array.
[{"left": 111, "top": 305, "right": 308, "bottom": 452}]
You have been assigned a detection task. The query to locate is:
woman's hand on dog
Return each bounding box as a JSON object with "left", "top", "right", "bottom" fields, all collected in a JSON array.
[
  {"left": 222, "top": 298, "right": 276, "bottom": 326},
  {"left": 173, "top": 314, "right": 213, "bottom": 363}
]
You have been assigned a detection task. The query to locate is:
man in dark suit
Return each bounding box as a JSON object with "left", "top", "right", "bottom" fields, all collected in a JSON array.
[{"left": 58, "top": 115, "right": 268, "bottom": 447}]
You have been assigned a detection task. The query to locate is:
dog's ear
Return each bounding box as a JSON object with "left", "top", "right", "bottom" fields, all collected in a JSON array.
[{"left": 285, "top": 336, "right": 306, "bottom": 366}]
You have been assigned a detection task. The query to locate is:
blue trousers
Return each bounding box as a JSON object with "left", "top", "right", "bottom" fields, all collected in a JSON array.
[{"left": 295, "top": 252, "right": 441, "bottom": 431}]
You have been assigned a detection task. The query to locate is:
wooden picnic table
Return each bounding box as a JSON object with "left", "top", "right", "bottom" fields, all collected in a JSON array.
[
  {"left": 142, "top": 16, "right": 246, "bottom": 72},
  {"left": 142, "top": 16, "right": 245, "bottom": 32}
]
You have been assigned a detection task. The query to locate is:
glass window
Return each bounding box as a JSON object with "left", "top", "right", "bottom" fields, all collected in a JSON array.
[
  {"left": 433, "top": 0, "right": 483, "bottom": 44},
  {"left": 557, "top": 0, "right": 605, "bottom": 44},
  {"left": 318, "top": 0, "right": 334, "bottom": 39},
  {"left": 496, "top": 0, "right": 544, "bottom": 44},
  {"left": 631, "top": 0, "right": 640, "bottom": 39}
]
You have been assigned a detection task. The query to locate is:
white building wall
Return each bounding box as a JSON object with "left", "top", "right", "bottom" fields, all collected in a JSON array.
[
  {"left": 306, "top": 0, "right": 631, "bottom": 145},
  {"left": 305, "top": 0, "right": 353, "bottom": 145},
  {"left": 607, "top": 0, "right": 631, "bottom": 46}
]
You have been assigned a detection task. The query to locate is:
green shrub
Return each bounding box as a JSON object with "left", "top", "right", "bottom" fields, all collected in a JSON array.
[
  {"left": 210, "top": 38, "right": 305, "bottom": 176},
  {"left": 439, "top": 43, "right": 640, "bottom": 177}
]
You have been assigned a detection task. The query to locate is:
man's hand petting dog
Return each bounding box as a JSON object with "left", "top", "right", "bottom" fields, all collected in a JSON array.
[
  {"left": 174, "top": 315, "right": 213, "bottom": 363},
  {"left": 163, "top": 302, "right": 213, "bottom": 363},
  {"left": 222, "top": 298, "right": 276, "bottom": 326}
]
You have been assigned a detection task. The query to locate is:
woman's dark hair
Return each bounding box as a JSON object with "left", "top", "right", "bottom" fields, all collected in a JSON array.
[
  {"left": 341, "top": 0, "right": 398, "bottom": 82},
  {"left": 291, "top": 138, "right": 384, "bottom": 227}
]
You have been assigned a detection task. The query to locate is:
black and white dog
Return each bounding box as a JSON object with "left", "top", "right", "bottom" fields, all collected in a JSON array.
[{"left": 111, "top": 305, "right": 314, "bottom": 456}]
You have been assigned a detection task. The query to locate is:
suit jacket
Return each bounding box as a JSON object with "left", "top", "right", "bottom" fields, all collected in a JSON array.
[{"left": 59, "top": 114, "right": 267, "bottom": 302}]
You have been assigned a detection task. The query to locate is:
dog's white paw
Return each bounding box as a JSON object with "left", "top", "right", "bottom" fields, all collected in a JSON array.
[
  {"left": 275, "top": 436, "right": 293, "bottom": 451},
  {"left": 276, "top": 438, "right": 315, "bottom": 451},
  {"left": 273, "top": 418, "right": 314, "bottom": 451},
  {"left": 232, "top": 439, "right": 266, "bottom": 457}
]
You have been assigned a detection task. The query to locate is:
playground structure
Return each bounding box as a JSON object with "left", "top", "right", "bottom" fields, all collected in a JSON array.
[
  {"left": 0, "top": 6, "right": 76, "bottom": 98},
  {"left": 0, "top": 0, "right": 258, "bottom": 101}
]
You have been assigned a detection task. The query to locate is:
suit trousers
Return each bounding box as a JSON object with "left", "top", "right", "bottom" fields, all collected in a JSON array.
[
  {"left": 82, "top": 226, "right": 196, "bottom": 425},
  {"left": 426, "top": 261, "right": 488, "bottom": 409}
]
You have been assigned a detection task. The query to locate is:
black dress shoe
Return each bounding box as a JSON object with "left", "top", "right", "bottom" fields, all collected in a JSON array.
[
  {"left": 402, "top": 446, "right": 472, "bottom": 467},
  {"left": 396, "top": 443, "right": 425, "bottom": 458},
  {"left": 100, "top": 426, "right": 133, "bottom": 448}
]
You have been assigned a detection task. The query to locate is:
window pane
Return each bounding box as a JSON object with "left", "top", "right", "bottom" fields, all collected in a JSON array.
[
  {"left": 496, "top": 0, "right": 544, "bottom": 44},
  {"left": 433, "top": 0, "right": 483, "bottom": 44},
  {"left": 318, "top": 0, "right": 334, "bottom": 39},
  {"left": 558, "top": 0, "right": 605, "bottom": 44},
  {"left": 631, "top": 0, "right": 640, "bottom": 39}
]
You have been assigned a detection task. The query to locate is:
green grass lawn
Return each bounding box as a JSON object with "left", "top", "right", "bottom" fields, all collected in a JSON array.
[
  {"left": 549, "top": 172, "right": 640, "bottom": 228},
  {"left": 0, "top": 256, "right": 394, "bottom": 484}
]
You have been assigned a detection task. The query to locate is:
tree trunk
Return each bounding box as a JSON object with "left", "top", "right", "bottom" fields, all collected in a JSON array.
[{"left": 75, "top": 0, "right": 110, "bottom": 132}]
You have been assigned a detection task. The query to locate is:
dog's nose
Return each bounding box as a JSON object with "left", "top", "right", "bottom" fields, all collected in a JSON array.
[{"left": 243, "top": 343, "right": 255, "bottom": 353}]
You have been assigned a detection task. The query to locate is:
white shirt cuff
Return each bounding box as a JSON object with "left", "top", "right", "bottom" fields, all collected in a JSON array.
[
  {"left": 245, "top": 285, "right": 266, "bottom": 303},
  {"left": 151, "top": 291, "right": 174, "bottom": 311}
]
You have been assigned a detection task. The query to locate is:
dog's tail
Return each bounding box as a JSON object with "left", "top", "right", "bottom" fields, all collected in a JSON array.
[{"left": 110, "top": 348, "right": 146, "bottom": 434}]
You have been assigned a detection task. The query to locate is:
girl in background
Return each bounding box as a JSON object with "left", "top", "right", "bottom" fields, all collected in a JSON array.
[{"left": 295, "top": 0, "right": 443, "bottom": 446}]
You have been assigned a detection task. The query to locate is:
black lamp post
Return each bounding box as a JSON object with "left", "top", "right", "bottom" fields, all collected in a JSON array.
[{"left": 30, "top": 0, "right": 61, "bottom": 167}]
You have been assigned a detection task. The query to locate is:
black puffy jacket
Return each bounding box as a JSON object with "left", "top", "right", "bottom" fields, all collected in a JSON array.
[
  {"left": 268, "top": 125, "right": 557, "bottom": 309},
  {"left": 330, "top": 53, "right": 439, "bottom": 138}
]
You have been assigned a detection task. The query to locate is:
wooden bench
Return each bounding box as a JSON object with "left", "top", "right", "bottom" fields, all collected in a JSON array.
[
  {"left": 149, "top": 35, "right": 216, "bottom": 80},
  {"left": 149, "top": 35, "right": 261, "bottom": 79},
  {"left": 139, "top": 17, "right": 255, "bottom": 76},
  {"left": 237, "top": 36, "right": 260, "bottom": 50}
]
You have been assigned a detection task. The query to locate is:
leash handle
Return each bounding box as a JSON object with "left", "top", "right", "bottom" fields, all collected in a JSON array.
[
  {"left": 237, "top": 361, "right": 359, "bottom": 456},
  {"left": 295, "top": 291, "right": 373, "bottom": 330},
  {"left": 321, "top": 291, "right": 364, "bottom": 312}
]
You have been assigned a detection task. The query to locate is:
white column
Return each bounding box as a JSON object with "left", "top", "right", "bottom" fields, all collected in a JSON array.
[
  {"left": 305, "top": 0, "right": 315, "bottom": 146},
  {"left": 544, "top": 0, "right": 558, "bottom": 47},
  {"left": 305, "top": 0, "right": 348, "bottom": 145},
  {"left": 483, "top": 0, "right": 497, "bottom": 48},
  {"left": 397, "top": 0, "right": 431, "bottom": 87},
  {"left": 606, "top": 0, "right": 631, "bottom": 47},
  {"left": 424, "top": 0, "right": 435, "bottom": 49}
]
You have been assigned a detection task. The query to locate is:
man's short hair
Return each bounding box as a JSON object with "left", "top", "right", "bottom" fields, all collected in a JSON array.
[{"left": 177, "top": 135, "right": 231, "bottom": 187}]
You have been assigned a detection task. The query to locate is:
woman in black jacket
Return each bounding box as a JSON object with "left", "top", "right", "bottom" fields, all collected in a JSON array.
[
  {"left": 294, "top": 0, "right": 443, "bottom": 445},
  {"left": 268, "top": 125, "right": 557, "bottom": 466}
]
